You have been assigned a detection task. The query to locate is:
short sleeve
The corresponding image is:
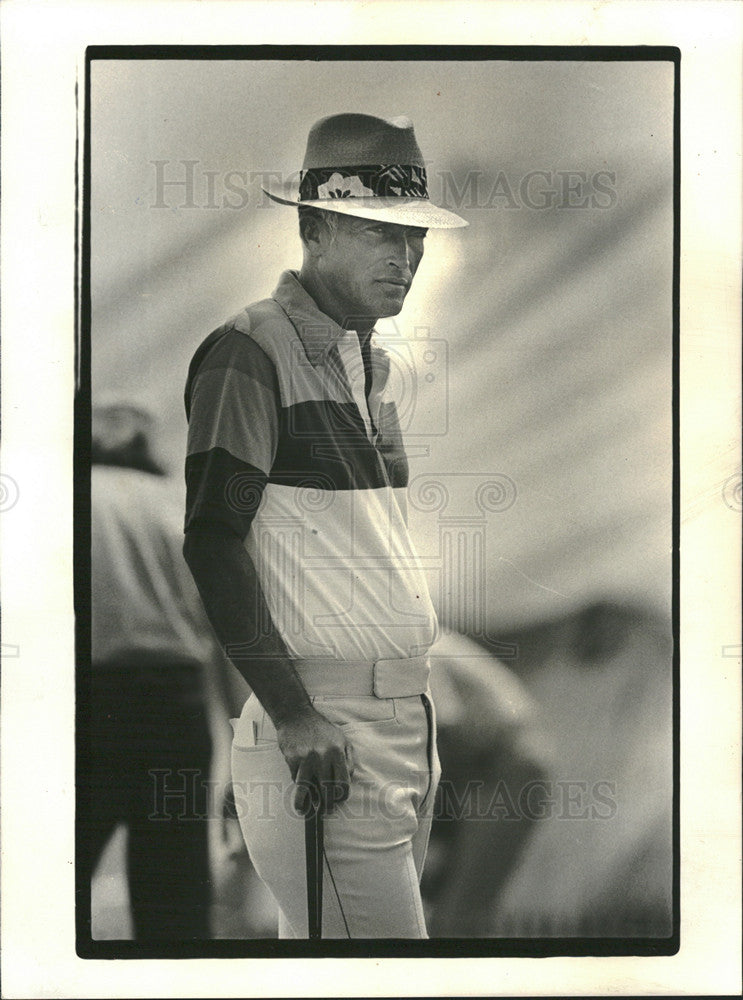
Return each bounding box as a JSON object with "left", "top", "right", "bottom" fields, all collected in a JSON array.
[{"left": 184, "top": 329, "right": 280, "bottom": 539}]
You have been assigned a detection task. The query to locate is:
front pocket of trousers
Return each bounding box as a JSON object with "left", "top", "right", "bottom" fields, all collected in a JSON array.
[
  {"left": 311, "top": 695, "right": 398, "bottom": 732},
  {"left": 232, "top": 695, "right": 277, "bottom": 749},
  {"left": 232, "top": 722, "right": 279, "bottom": 751}
]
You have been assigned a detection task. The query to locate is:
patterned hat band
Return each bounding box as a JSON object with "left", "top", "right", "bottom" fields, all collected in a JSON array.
[{"left": 298, "top": 164, "right": 428, "bottom": 201}]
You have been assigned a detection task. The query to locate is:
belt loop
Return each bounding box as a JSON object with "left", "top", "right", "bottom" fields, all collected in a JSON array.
[
  {"left": 372, "top": 654, "right": 430, "bottom": 699},
  {"left": 294, "top": 655, "right": 430, "bottom": 698}
]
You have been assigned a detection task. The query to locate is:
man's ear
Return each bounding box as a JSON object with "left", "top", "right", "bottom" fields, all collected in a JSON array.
[{"left": 299, "top": 213, "right": 325, "bottom": 256}]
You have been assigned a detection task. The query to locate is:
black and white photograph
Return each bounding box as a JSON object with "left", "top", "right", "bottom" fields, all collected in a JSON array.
[
  {"left": 79, "top": 50, "right": 676, "bottom": 953},
  {"left": 0, "top": 1, "right": 740, "bottom": 996}
]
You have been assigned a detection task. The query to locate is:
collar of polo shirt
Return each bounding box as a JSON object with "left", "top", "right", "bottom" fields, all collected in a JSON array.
[{"left": 272, "top": 270, "right": 391, "bottom": 389}]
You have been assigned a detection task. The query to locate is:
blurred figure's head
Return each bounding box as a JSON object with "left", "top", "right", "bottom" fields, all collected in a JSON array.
[{"left": 92, "top": 398, "right": 165, "bottom": 475}]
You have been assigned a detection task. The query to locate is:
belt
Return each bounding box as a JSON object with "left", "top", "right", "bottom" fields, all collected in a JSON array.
[{"left": 293, "top": 654, "right": 430, "bottom": 699}]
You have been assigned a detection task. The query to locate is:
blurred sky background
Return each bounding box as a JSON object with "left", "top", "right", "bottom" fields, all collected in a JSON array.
[{"left": 90, "top": 57, "right": 674, "bottom": 632}]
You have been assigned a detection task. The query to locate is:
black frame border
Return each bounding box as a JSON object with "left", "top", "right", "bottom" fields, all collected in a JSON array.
[{"left": 75, "top": 43, "right": 681, "bottom": 961}]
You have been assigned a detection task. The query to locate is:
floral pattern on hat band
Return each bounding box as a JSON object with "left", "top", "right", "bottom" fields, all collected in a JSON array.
[
  {"left": 316, "top": 173, "right": 375, "bottom": 199},
  {"left": 299, "top": 164, "right": 428, "bottom": 201}
]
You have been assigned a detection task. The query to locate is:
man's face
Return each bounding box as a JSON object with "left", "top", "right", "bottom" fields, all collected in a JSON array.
[{"left": 314, "top": 214, "right": 427, "bottom": 326}]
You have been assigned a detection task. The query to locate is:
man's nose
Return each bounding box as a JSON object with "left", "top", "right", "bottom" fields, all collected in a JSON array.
[{"left": 388, "top": 235, "right": 419, "bottom": 273}]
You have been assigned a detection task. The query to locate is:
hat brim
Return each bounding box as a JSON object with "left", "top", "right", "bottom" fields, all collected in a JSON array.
[{"left": 262, "top": 181, "right": 468, "bottom": 229}]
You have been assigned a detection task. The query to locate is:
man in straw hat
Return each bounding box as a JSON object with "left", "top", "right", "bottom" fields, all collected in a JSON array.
[{"left": 183, "top": 113, "right": 467, "bottom": 938}]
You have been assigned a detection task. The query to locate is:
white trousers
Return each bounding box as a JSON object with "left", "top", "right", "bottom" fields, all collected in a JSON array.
[{"left": 231, "top": 689, "right": 441, "bottom": 938}]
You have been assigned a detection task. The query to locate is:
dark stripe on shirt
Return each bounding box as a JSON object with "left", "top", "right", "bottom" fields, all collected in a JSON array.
[
  {"left": 185, "top": 448, "right": 268, "bottom": 539},
  {"left": 272, "top": 400, "right": 388, "bottom": 491},
  {"left": 185, "top": 325, "right": 278, "bottom": 420}
]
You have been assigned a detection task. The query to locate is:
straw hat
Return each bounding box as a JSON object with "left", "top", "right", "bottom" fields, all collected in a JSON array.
[{"left": 263, "top": 112, "right": 467, "bottom": 229}]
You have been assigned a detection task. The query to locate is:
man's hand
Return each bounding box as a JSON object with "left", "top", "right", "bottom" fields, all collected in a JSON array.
[
  {"left": 275, "top": 706, "right": 355, "bottom": 815},
  {"left": 184, "top": 528, "right": 357, "bottom": 815}
]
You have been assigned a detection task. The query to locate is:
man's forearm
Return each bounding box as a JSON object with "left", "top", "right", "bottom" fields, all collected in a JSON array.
[
  {"left": 183, "top": 525, "right": 313, "bottom": 727},
  {"left": 184, "top": 524, "right": 354, "bottom": 813}
]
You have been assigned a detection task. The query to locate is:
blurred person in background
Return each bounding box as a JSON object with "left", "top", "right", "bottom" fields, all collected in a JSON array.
[
  {"left": 480, "top": 600, "right": 673, "bottom": 938},
  {"left": 416, "top": 606, "right": 672, "bottom": 939},
  {"left": 83, "top": 400, "right": 237, "bottom": 941},
  {"left": 421, "top": 630, "right": 552, "bottom": 937}
]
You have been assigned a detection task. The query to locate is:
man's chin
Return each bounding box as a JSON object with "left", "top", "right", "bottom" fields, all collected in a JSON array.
[
  {"left": 377, "top": 303, "right": 405, "bottom": 318},
  {"left": 374, "top": 292, "right": 407, "bottom": 317},
  {"left": 373, "top": 282, "right": 409, "bottom": 313}
]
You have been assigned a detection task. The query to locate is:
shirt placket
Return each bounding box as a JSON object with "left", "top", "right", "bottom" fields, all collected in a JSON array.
[
  {"left": 366, "top": 339, "right": 390, "bottom": 447},
  {"left": 333, "top": 331, "right": 374, "bottom": 444}
]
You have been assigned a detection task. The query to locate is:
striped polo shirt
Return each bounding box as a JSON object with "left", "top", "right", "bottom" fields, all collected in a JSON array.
[{"left": 184, "top": 269, "right": 438, "bottom": 662}]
